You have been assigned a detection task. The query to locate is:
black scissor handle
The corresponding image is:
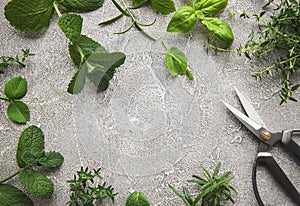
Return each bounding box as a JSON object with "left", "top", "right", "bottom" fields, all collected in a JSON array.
[
  {"left": 282, "top": 129, "right": 300, "bottom": 162},
  {"left": 252, "top": 152, "right": 300, "bottom": 206}
]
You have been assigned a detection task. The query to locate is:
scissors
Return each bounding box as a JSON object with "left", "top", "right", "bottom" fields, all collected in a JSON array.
[{"left": 223, "top": 87, "right": 300, "bottom": 206}]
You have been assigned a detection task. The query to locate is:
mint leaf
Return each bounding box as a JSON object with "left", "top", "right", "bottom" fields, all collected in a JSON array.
[
  {"left": 16, "top": 125, "right": 45, "bottom": 168},
  {"left": 194, "top": 0, "right": 228, "bottom": 15},
  {"left": 126, "top": 192, "right": 150, "bottom": 206},
  {"left": 67, "top": 63, "right": 87, "bottom": 94},
  {"left": 38, "top": 151, "right": 64, "bottom": 168},
  {"left": 0, "top": 184, "right": 33, "bottom": 206},
  {"left": 21, "top": 151, "right": 39, "bottom": 166},
  {"left": 151, "top": 0, "right": 175, "bottom": 15},
  {"left": 7, "top": 101, "right": 30, "bottom": 124},
  {"left": 57, "top": 14, "right": 83, "bottom": 40},
  {"left": 58, "top": 0, "right": 104, "bottom": 12},
  {"left": 19, "top": 169, "right": 54, "bottom": 199},
  {"left": 4, "top": 76, "right": 27, "bottom": 100},
  {"left": 4, "top": 0, "right": 54, "bottom": 33},
  {"left": 167, "top": 6, "right": 197, "bottom": 34}
]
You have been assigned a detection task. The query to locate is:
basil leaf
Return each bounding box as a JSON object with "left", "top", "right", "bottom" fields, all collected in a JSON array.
[
  {"left": 4, "top": 0, "right": 54, "bottom": 33},
  {"left": 19, "top": 169, "right": 54, "bottom": 199},
  {"left": 126, "top": 192, "right": 150, "bottom": 206},
  {"left": 0, "top": 184, "right": 33, "bottom": 206},
  {"left": 151, "top": 0, "right": 176, "bottom": 15},
  {"left": 16, "top": 125, "right": 45, "bottom": 168},
  {"left": 201, "top": 17, "right": 234, "bottom": 47},
  {"left": 167, "top": 6, "right": 197, "bottom": 34},
  {"left": 133, "top": 0, "right": 149, "bottom": 8},
  {"left": 58, "top": 0, "right": 104, "bottom": 12},
  {"left": 4, "top": 76, "right": 27, "bottom": 100},
  {"left": 7, "top": 101, "right": 30, "bottom": 124},
  {"left": 38, "top": 151, "right": 64, "bottom": 168},
  {"left": 57, "top": 14, "right": 82, "bottom": 41},
  {"left": 194, "top": 0, "right": 228, "bottom": 15}
]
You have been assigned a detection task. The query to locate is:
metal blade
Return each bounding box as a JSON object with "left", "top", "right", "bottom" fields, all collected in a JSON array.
[
  {"left": 234, "top": 87, "right": 266, "bottom": 128},
  {"left": 223, "top": 101, "right": 263, "bottom": 138}
]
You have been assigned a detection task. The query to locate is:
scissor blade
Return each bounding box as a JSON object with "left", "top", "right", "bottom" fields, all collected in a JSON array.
[
  {"left": 234, "top": 87, "right": 266, "bottom": 128},
  {"left": 223, "top": 101, "right": 262, "bottom": 138}
]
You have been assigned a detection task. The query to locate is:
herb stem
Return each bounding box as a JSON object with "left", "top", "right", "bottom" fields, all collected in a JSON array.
[
  {"left": 53, "top": 2, "right": 62, "bottom": 17},
  {"left": 0, "top": 170, "right": 20, "bottom": 184},
  {"left": 0, "top": 96, "right": 10, "bottom": 101},
  {"left": 162, "top": 41, "right": 169, "bottom": 50}
]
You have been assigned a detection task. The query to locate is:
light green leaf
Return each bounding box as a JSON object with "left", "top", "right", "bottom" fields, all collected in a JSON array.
[
  {"left": 38, "top": 151, "right": 64, "bottom": 168},
  {"left": 151, "top": 0, "right": 176, "bottom": 15},
  {"left": 126, "top": 191, "right": 150, "bottom": 206},
  {"left": 194, "top": 0, "right": 228, "bottom": 15},
  {"left": 19, "top": 169, "right": 54, "bottom": 199},
  {"left": 7, "top": 101, "right": 30, "bottom": 124},
  {"left": 58, "top": 0, "right": 104, "bottom": 12},
  {"left": 4, "top": 0, "right": 54, "bottom": 33},
  {"left": 201, "top": 17, "right": 234, "bottom": 47},
  {"left": 167, "top": 6, "right": 196, "bottom": 34},
  {"left": 133, "top": 0, "right": 148, "bottom": 8},
  {"left": 16, "top": 125, "right": 45, "bottom": 168},
  {"left": 57, "top": 14, "right": 82, "bottom": 40},
  {"left": 4, "top": 76, "right": 27, "bottom": 100},
  {"left": 67, "top": 63, "right": 87, "bottom": 94},
  {"left": 0, "top": 184, "right": 33, "bottom": 206}
]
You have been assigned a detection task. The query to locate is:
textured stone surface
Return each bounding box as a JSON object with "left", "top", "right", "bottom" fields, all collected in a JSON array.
[{"left": 0, "top": 0, "right": 299, "bottom": 205}]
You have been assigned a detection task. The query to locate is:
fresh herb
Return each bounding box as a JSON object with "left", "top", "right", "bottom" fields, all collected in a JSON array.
[
  {"left": 0, "top": 49, "right": 34, "bottom": 73},
  {"left": 126, "top": 191, "right": 150, "bottom": 206},
  {"left": 0, "top": 125, "right": 64, "bottom": 205},
  {"left": 162, "top": 41, "right": 194, "bottom": 80},
  {"left": 0, "top": 76, "right": 30, "bottom": 123},
  {"left": 99, "top": 0, "right": 157, "bottom": 40},
  {"left": 169, "top": 162, "right": 237, "bottom": 206},
  {"left": 167, "top": 0, "right": 233, "bottom": 48},
  {"left": 67, "top": 167, "right": 117, "bottom": 205},
  {"left": 132, "top": 0, "right": 176, "bottom": 14},
  {"left": 4, "top": 0, "right": 126, "bottom": 94}
]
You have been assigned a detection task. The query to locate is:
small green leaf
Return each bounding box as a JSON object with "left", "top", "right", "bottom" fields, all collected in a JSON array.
[
  {"left": 4, "top": 0, "right": 54, "bottom": 33},
  {"left": 67, "top": 63, "right": 87, "bottom": 94},
  {"left": 126, "top": 191, "right": 150, "bottom": 206},
  {"left": 7, "top": 101, "right": 30, "bottom": 124},
  {"left": 16, "top": 125, "right": 45, "bottom": 168},
  {"left": 194, "top": 0, "right": 228, "bottom": 15},
  {"left": 133, "top": 0, "right": 149, "bottom": 8},
  {"left": 4, "top": 76, "right": 27, "bottom": 100},
  {"left": 19, "top": 169, "right": 54, "bottom": 199},
  {"left": 57, "top": 14, "right": 83, "bottom": 40},
  {"left": 0, "top": 184, "right": 33, "bottom": 206},
  {"left": 38, "top": 151, "right": 64, "bottom": 168},
  {"left": 58, "top": 0, "right": 104, "bottom": 12},
  {"left": 151, "top": 0, "right": 176, "bottom": 15},
  {"left": 167, "top": 6, "right": 196, "bottom": 34}
]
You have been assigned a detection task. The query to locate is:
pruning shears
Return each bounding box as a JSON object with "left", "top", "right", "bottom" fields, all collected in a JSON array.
[{"left": 223, "top": 87, "right": 300, "bottom": 206}]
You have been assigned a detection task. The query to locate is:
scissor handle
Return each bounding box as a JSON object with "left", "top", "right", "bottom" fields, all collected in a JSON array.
[
  {"left": 282, "top": 129, "right": 300, "bottom": 162},
  {"left": 252, "top": 152, "right": 300, "bottom": 206}
]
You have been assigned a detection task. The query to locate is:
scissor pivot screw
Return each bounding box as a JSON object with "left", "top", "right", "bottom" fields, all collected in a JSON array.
[{"left": 261, "top": 130, "right": 271, "bottom": 141}]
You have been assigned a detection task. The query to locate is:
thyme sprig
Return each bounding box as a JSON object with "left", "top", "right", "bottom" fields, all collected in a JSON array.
[{"left": 0, "top": 49, "right": 34, "bottom": 73}]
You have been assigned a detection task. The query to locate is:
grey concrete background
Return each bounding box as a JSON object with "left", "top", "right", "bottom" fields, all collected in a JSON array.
[{"left": 0, "top": 0, "right": 299, "bottom": 205}]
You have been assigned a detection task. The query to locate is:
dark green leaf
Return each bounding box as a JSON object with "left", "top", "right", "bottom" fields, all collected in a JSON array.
[
  {"left": 167, "top": 6, "right": 196, "bottom": 34},
  {"left": 194, "top": 0, "right": 228, "bottom": 15},
  {"left": 57, "top": 14, "right": 82, "bottom": 40},
  {"left": 4, "top": 0, "right": 54, "bottom": 33},
  {"left": 4, "top": 76, "right": 27, "bottom": 100},
  {"left": 151, "top": 0, "right": 176, "bottom": 15},
  {"left": 133, "top": 0, "right": 149, "bottom": 8},
  {"left": 21, "top": 150, "right": 39, "bottom": 166},
  {"left": 7, "top": 101, "right": 30, "bottom": 124},
  {"left": 38, "top": 151, "right": 64, "bottom": 168},
  {"left": 126, "top": 191, "right": 150, "bottom": 206},
  {"left": 169, "top": 185, "right": 191, "bottom": 205},
  {"left": 19, "top": 169, "right": 54, "bottom": 199},
  {"left": 58, "top": 0, "right": 104, "bottom": 12},
  {"left": 16, "top": 125, "right": 45, "bottom": 168},
  {"left": 291, "top": 84, "right": 300, "bottom": 91},
  {"left": 0, "top": 184, "right": 33, "bottom": 206},
  {"left": 67, "top": 63, "right": 87, "bottom": 94}
]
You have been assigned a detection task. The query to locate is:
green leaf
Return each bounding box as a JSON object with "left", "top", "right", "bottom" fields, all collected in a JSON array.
[
  {"left": 7, "top": 101, "right": 30, "bottom": 124},
  {"left": 201, "top": 17, "right": 234, "bottom": 47},
  {"left": 21, "top": 150, "right": 39, "bottom": 166},
  {"left": 0, "top": 184, "right": 33, "bottom": 206},
  {"left": 151, "top": 0, "right": 176, "bottom": 15},
  {"left": 167, "top": 6, "right": 197, "bottom": 34},
  {"left": 58, "top": 0, "right": 104, "bottom": 12},
  {"left": 4, "top": 0, "right": 54, "bottom": 33},
  {"left": 126, "top": 191, "right": 150, "bottom": 206},
  {"left": 133, "top": 0, "right": 149, "bottom": 8},
  {"left": 57, "top": 14, "right": 83, "bottom": 40},
  {"left": 38, "top": 151, "right": 64, "bottom": 168},
  {"left": 4, "top": 76, "right": 27, "bottom": 100},
  {"left": 19, "top": 169, "right": 54, "bottom": 199},
  {"left": 67, "top": 63, "right": 87, "bottom": 94},
  {"left": 16, "top": 125, "right": 45, "bottom": 168},
  {"left": 194, "top": 0, "right": 228, "bottom": 15}
]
